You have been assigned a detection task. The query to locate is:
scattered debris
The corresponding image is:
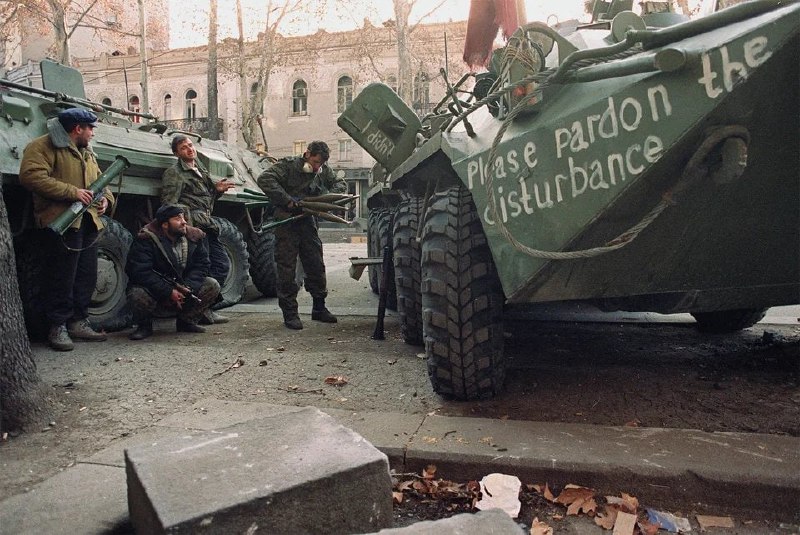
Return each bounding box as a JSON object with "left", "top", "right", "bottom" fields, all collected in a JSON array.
[
  {"left": 696, "top": 515, "right": 734, "bottom": 530},
  {"left": 647, "top": 509, "right": 691, "bottom": 533},
  {"left": 79, "top": 407, "right": 87, "bottom": 412},
  {"left": 613, "top": 511, "right": 637, "bottom": 535},
  {"left": 387, "top": 359, "right": 398, "bottom": 365},
  {"left": 258, "top": 360, "right": 268, "bottom": 366},
  {"left": 475, "top": 473, "right": 522, "bottom": 518},
  {"left": 209, "top": 357, "right": 245, "bottom": 378},
  {"left": 280, "top": 386, "right": 324, "bottom": 395},
  {"left": 324, "top": 375, "right": 348, "bottom": 386},
  {"left": 531, "top": 517, "right": 553, "bottom": 535}
]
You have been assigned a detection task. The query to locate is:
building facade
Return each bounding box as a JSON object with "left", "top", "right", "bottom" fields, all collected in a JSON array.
[{"left": 48, "top": 19, "right": 469, "bottom": 222}]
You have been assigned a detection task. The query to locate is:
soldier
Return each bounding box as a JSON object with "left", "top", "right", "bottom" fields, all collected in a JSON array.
[
  {"left": 126, "top": 205, "right": 220, "bottom": 340},
  {"left": 19, "top": 108, "right": 115, "bottom": 351},
  {"left": 160, "top": 134, "right": 234, "bottom": 325},
  {"left": 257, "top": 141, "right": 347, "bottom": 330}
]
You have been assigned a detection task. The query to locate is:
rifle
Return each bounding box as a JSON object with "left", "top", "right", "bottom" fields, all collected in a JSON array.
[
  {"left": 48, "top": 156, "right": 130, "bottom": 235},
  {"left": 151, "top": 270, "right": 202, "bottom": 305}
]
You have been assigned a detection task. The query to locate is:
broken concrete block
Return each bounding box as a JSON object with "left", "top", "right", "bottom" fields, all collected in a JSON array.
[
  {"left": 370, "top": 509, "right": 525, "bottom": 534},
  {"left": 126, "top": 407, "right": 392, "bottom": 534}
]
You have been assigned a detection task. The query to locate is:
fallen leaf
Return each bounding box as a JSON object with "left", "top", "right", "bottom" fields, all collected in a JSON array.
[
  {"left": 324, "top": 375, "right": 348, "bottom": 386},
  {"left": 697, "top": 515, "right": 735, "bottom": 530},
  {"left": 422, "top": 436, "right": 438, "bottom": 444},
  {"left": 595, "top": 506, "right": 619, "bottom": 530},
  {"left": 624, "top": 419, "right": 640, "bottom": 427},
  {"left": 422, "top": 465, "right": 437, "bottom": 479},
  {"left": 392, "top": 491, "right": 403, "bottom": 504},
  {"left": 555, "top": 485, "right": 595, "bottom": 506},
  {"left": 530, "top": 517, "right": 554, "bottom": 535},
  {"left": 637, "top": 518, "right": 660, "bottom": 535},
  {"left": 397, "top": 480, "right": 414, "bottom": 492},
  {"left": 613, "top": 511, "right": 637, "bottom": 535}
]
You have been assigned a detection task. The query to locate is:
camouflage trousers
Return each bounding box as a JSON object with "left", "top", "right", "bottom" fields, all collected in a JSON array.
[
  {"left": 126, "top": 277, "right": 220, "bottom": 324},
  {"left": 274, "top": 217, "right": 327, "bottom": 316}
]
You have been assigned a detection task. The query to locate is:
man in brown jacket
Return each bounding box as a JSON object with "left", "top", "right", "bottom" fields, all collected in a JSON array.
[{"left": 19, "top": 108, "right": 115, "bottom": 351}]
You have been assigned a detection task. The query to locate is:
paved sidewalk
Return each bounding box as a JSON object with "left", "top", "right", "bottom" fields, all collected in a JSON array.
[{"left": 1, "top": 398, "right": 798, "bottom": 534}]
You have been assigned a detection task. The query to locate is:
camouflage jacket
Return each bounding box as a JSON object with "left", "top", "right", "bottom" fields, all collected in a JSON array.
[
  {"left": 160, "top": 159, "right": 221, "bottom": 233},
  {"left": 257, "top": 157, "right": 347, "bottom": 216}
]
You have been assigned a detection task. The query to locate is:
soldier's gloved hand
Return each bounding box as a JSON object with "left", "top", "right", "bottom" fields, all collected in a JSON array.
[{"left": 286, "top": 199, "right": 303, "bottom": 215}]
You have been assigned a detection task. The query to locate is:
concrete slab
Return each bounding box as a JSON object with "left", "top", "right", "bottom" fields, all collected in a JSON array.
[
  {"left": 0, "top": 463, "right": 128, "bottom": 535},
  {"left": 154, "top": 397, "right": 307, "bottom": 431},
  {"left": 405, "top": 416, "right": 800, "bottom": 516},
  {"left": 369, "top": 509, "right": 525, "bottom": 534},
  {"left": 125, "top": 407, "right": 393, "bottom": 534},
  {"left": 320, "top": 408, "right": 424, "bottom": 467}
]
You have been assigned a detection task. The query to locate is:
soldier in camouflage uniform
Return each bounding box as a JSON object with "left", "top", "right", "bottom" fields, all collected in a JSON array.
[
  {"left": 161, "top": 135, "right": 234, "bottom": 324},
  {"left": 257, "top": 141, "right": 347, "bottom": 330}
]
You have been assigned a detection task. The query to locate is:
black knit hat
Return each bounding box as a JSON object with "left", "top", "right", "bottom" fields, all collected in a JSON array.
[{"left": 155, "top": 204, "right": 184, "bottom": 223}]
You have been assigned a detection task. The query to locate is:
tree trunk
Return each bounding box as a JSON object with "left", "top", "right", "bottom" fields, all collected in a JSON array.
[
  {"left": 207, "top": 0, "right": 220, "bottom": 140},
  {"left": 138, "top": 0, "right": 150, "bottom": 115},
  {"left": 48, "top": 0, "right": 70, "bottom": 65},
  {"left": 0, "top": 189, "right": 48, "bottom": 433},
  {"left": 394, "top": 0, "right": 413, "bottom": 103},
  {"left": 235, "top": 0, "right": 251, "bottom": 147}
]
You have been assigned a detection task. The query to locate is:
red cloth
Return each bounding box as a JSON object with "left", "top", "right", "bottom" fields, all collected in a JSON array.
[{"left": 463, "top": 0, "right": 524, "bottom": 68}]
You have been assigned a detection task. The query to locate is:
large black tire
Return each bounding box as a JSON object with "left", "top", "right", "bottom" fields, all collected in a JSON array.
[
  {"left": 692, "top": 308, "right": 768, "bottom": 333},
  {"left": 213, "top": 216, "right": 249, "bottom": 309},
  {"left": 247, "top": 230, "right": 277, "bottom": 298},
  {"left": 421, "top": 186, "right": 505, "bottom": 400},
  {"left": 393, "top": 194, "right": 423, "bottom": 346},
  {"left": 375, "top": 208, "right": 398, "bottom": 311},
  {"left": 367, "top": 208, "right": 383, "bottom": 294},
  {"left": 90, "top": 217, "right": 134, "bottom": 331}
]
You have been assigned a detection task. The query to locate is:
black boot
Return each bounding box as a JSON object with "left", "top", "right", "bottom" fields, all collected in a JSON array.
[
  {"left": 176, "top": 318, "right": 205, "bottom": 333},
  {"left": 311, "top": 297, "right": 337, "bottom": 323},
  {"left": 129, "top": 319, "right": 153, "bottom": 340},
  {"left": 283, "top": 313, "right": 303, "bottom": 330}
]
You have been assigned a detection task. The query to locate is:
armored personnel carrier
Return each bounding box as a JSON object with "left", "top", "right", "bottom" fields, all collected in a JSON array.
[
  {"left": 340, "top": 0, "right": 799, "bottom": 400},
  {"left": 1, "top": 60, "right": 277, "bottom": 335}
]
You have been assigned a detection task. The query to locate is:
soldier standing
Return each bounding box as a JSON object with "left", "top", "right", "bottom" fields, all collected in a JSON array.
[
  {"left": 257, "top": 141, "right": 347, "bottom": 330},
  {"left": 19, "top": 108, "right": 115, "bottom": 351},
  {"left": 161, "top": 134, "right": 234, "bottom": 325}
]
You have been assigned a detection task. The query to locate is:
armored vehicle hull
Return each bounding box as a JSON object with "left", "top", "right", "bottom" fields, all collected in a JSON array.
[
  {"left": 340, "top": 1, "right": 799, "bottom": 399},
  {"left": 1, "top": 61, "right": 278, "bottom": 335}
]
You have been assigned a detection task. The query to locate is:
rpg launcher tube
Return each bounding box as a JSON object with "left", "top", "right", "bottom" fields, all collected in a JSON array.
[{"left": 48, "top": 155, "right": 130, "bottom": 235}]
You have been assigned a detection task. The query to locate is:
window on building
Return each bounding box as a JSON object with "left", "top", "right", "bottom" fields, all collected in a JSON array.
[
  {"left": 412, "top": 72, "right": 430, "bottom": 114},
  {"left": 163, "top": 94, "right": 172, "bottom": 120},
  {"left": 293, "top": 141, "right": 306, "bottom": 156},
  {"left": 292, "top": 79, "right": 308, "bottom": 115},
  {"left": 337, "top": 76, "right": 353, "bottom": 113},
  {"left": 338, "top": 139, "right": 352, "bottom": 161},
  {"left": 185, "top": 89, "right": 197, "bottom": 119},
  {"left": 101, "top": 97, "right": 112, "bottom": 106},
  {"left": 386, "top": 75, "right": 398, "bottom": 94},
  {"left": 129, "top": 95, "right": 140, "bottom": 123}
]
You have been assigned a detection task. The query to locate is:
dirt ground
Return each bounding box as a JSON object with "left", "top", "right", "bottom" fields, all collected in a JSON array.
[{"left": 1, "top": 243, "right": 798, "bottom": 529}]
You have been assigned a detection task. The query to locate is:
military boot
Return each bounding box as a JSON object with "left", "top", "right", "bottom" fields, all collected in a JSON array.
[
  {"left": 311, "top": 297, "right": 337, "bottom": 323},
  {"left": 129, "top": 319, "right": 153, "bottom": 341},
  {"left": 67, "top": 319, "right": 107, "bottom": 341},
  {"left": 199, "top": 309, "right": 229, "bottom": 325},
  {"left": 48, "top": 324, "right": 74, "bottom": 352},
  {"left": 176, "top": 318, "right": 206, "bottom": 333},
  {"left": 283, "top": 313, "right": 303, "bottom": 330}
]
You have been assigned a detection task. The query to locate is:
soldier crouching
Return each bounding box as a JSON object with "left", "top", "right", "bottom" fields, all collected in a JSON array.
[{"left": 125, "top": 204, "right": 220, "bottom": 340}]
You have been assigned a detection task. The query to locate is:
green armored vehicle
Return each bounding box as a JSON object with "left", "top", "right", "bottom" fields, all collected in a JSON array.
[
  {"left": 1, "top": 60, "right": 277, "bottom": 335},
  {"left": 339, "top": 0, "right": 799, "bottom": 400}
]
